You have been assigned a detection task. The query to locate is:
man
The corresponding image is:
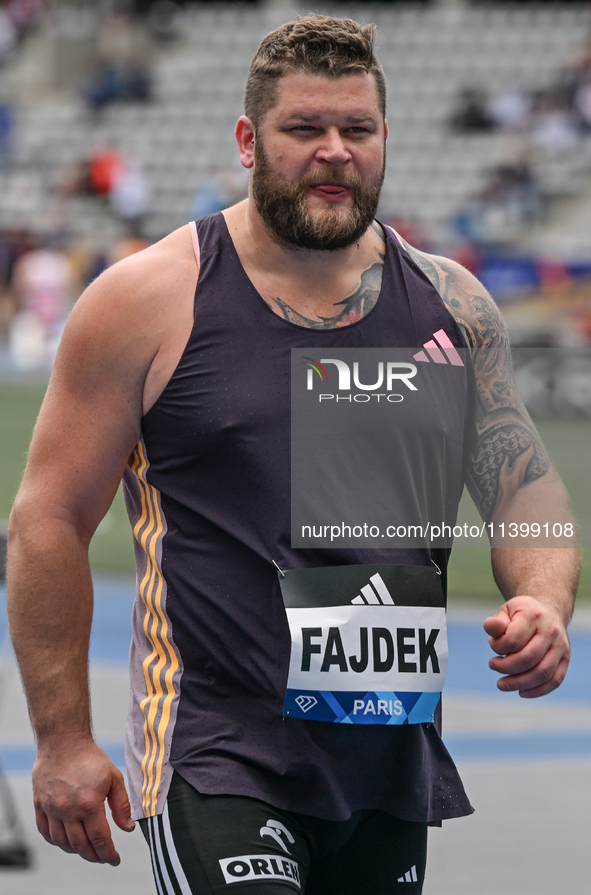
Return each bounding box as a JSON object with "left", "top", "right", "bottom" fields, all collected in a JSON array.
[{"left": 6, "top": 14, "right": 579, "bottom": 895}]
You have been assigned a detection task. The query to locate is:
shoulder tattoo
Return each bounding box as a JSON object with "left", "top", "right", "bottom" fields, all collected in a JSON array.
[{"left": 399, "top": 235, "right": 552, "bottom": 521}]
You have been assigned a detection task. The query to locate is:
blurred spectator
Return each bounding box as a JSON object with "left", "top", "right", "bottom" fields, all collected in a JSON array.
[
  {"left": 110, "top": 152, "right": 150, "bottom": 233},
  {"left": 454, "top": 161, "right": 541, "bottom": 246},
  {"left": 109, "top": 232, "right": 150, "bottom": 265},
  {"left": 446, "top": 27, "right": 591, "bottom": 255},
  {"left": 529, "top": 89, "right": 580, "bottom": 157},
  {"left": 56, "top": 158, "right": 92, "bottom": 199},
  {"left": 449, "top": 89, "right": 495, "bottom": 133},
  {"left": 189, "top": 175, "right": 229, "bottom": 220},
  {"left": 12, "top": 243, "right": 73, "bottom": 330},
  {"left": 0, "top": 229, "right": 20, "bottom": 331},
  {"left": 450, "top": 28, "right": 591, "bottom": 170},
  {"left": 84, "top": 7, "right": 152, "bottom": 114},
  {"left": 7, "top": 0, "right": 44, "bottom": 42},
  {"left": 481, "top": 162, "right": 540, "bottom": 215},
  {"left": 0, "top": 227, "right": 35, "bottom": 287},
  {"left": 573, "top": 78, "right": 591, "bottom": 131},
  {"left": 83, "top": 144, "right": 150, "bottom": 234},
  {"left": 0, "top": 100, "right": 14, "bottom": 170},
  {"left": 147, "top": 1, "right": 184, "bottom": 43},
  {"left": 560, "top": 32, "right": 591, "bottom": 93},
  {"left": 0, "top": 230, "right": 14, "bottom": 294},
  {"left": 84, "top": 59, "right": 152, "bottom": 113},
  {"left": 0, "top": 6, "right": 17, "bottom": 64},
  {"left": 489, "top": 87, "right": 532, "bottom": 131},
  {"left": 9, "top": 241, "right": 75, "bottom": 369},
  {"left": 96, "top": 6, "right": 149, "bottom": 66},
  {"left": 88, "top": 147, "right": 124, "bottom": 198},
  {"left": 189, "top": 168, "right": 247, "bottom": 220}
]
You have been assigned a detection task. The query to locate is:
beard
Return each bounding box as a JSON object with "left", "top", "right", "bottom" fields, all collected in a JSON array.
[{"left": 252, "top": 140, "right": 385, "bottom": 251}]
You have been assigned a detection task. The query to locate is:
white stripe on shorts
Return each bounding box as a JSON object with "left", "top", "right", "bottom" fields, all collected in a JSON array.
[
  {"left": 162, "top": 803, "right": 193, "bottom": 895},
  {"left": 147, "top": 817, "right": 167, "bottom": 895},
  {"left": 147, "top": 809, "right": 194, "bottom": 895}
]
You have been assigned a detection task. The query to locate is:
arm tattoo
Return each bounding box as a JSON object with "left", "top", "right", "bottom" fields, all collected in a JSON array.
[
  {"left": 467, "top": 422, "right": 551, "bottom": 522},
  {"left": 399, "top": 234, "right": 553, "bottom": 520}
]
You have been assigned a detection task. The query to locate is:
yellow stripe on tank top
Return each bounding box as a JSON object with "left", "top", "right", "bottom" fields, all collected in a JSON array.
[
  {"left": 129, "top": 444, "right": 159, "bottom": 814},
  {"left": 129, "top": 441, "right": 180, "bottom": 816}
]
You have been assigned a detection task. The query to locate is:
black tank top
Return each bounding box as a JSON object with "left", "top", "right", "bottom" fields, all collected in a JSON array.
[{"left": 123, "top": 213, "right": 474, "bottom": 822}]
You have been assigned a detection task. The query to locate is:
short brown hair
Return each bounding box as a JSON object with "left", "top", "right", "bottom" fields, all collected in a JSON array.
[{"left": 245, "top": 14, "right": 386, "bottom": 131}]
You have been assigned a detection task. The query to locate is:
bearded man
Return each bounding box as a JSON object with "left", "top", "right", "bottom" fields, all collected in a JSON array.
[{"left": 7, "top": 14, "right": 578, "bottom": 895}]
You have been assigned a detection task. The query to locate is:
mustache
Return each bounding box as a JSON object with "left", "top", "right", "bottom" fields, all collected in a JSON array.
[{"left": 297, "top": 169, "right": 363, "bottom": 190}]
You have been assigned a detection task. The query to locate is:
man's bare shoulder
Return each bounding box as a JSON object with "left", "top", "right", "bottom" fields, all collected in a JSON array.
[
  {"left": 52, "top": 225, "right": 198, "bottom": 416},
  {"left": 84, "top": 225, "right": 197, "bottom": 310},
  {"left": 64, "top": 226, "right": 197, "bottom": 358}
]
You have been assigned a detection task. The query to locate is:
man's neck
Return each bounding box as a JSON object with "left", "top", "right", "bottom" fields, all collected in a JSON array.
[{"left": 223, "top": 200, "right": 386, "bottom": 329}]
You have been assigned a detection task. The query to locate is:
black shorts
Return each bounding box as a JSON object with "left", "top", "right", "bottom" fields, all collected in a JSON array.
[{"left": 139, "top": 772, "right": 427, "bottom": 895}]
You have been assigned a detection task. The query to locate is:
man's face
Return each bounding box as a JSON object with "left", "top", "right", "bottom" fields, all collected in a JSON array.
[{"left": 251, "top": 71, "right": 387, "bottom": 251}]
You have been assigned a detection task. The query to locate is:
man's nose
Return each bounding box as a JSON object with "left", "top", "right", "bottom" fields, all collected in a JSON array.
[{"left": 315, "top": 129, "right": 351, "bottom": 165}]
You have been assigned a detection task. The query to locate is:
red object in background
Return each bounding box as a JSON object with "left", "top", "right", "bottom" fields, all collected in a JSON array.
[
  {"left": 88, "top": 149, "right": 123, "bottom": 196},
  {"left": 452, "top": 241, "right": 479, "bottom": 275},
  {"left": 578, "top": 309, "right": 591, "bottom": 343},
  {"left": 383, "top": 216, "right": 432, "bottom": 252},
  {"left": 537, "top": 258, "right": 570, "bottom": 290}
]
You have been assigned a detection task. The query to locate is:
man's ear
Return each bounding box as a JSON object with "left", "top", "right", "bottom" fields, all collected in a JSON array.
[{"left": 236, "top": 116, "right": 256, "bottom": 169}]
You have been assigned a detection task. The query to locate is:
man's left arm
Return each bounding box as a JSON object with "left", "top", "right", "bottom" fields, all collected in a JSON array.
[
  {"left": 400, "top": 238, "right": 580, "bottom": 697},
  {"left": 462, "top": 280, "right": 579, "bottom": 697}
]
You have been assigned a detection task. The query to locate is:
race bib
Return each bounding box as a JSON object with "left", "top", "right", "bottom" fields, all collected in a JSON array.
[{"left": 279, "top": 564, "right": 447, "bottom": 725}]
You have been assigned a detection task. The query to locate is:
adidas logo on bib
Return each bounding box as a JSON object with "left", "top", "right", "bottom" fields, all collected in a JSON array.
[{"left": 350, "top": 572, "right": 394, "bottom": 605}]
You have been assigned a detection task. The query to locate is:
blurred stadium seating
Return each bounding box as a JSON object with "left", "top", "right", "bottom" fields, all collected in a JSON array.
[{"left": 1, "top": 2, "right": 591, "bottom": 246}]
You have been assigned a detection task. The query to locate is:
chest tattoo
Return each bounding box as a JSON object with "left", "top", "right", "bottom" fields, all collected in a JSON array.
[{"left": 268, "top": 253, "right": 385, "bottom": 331}]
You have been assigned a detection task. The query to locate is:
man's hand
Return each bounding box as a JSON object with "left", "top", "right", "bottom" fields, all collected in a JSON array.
[
  {"left": 483, "top": 595, "right": 570, "bottom": 698},
  {"left": 32, "top": 738, "right": 135, "bottom": 865}
]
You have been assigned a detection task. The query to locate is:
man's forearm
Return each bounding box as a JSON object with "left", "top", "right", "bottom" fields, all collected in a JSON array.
[
  {"left": 489, "top": 471, "right": 580, "bottom": 626},
  {"left": 7, "top": 509, "right": 95, "bottom": 743},
  {"left": 491, "top": 545, "right": 580, "bottom": 626},
  {"left": 7, "top": 506, "right": 134, "bottom": 866}
]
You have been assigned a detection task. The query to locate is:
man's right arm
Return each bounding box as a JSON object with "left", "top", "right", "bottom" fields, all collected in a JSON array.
[{"left": 6, "top": 227, "right": 198, "bottom": 863}]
